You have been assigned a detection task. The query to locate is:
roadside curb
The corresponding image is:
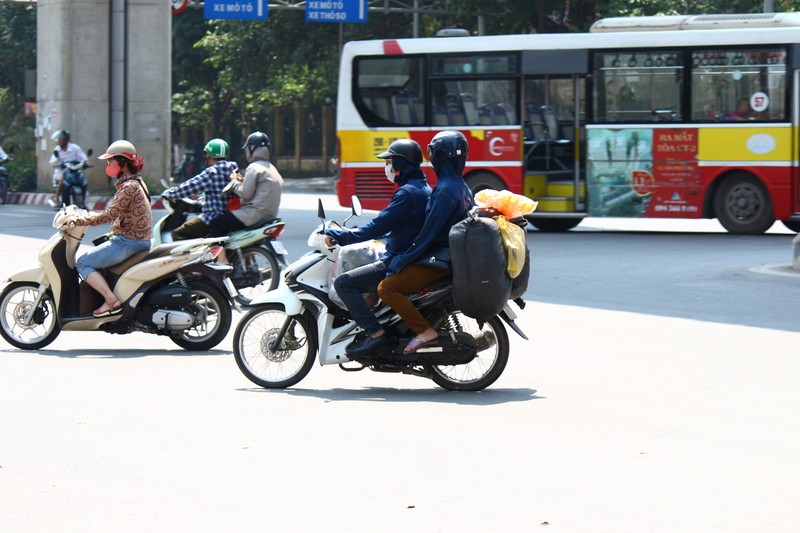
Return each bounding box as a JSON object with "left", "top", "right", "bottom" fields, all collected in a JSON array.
[
  {"left": 6, "top": 192, "right": 165, "bottom": 210},
  {"left": 4, "top": 176, "right": 335, "bottom": 209}
]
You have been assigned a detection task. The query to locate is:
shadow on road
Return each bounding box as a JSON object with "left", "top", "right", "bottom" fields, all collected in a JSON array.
[
  {"left": 236, "top": 386, "right": 542, "bottom": 405},
  {"left": 9, "top": 348, "right": 230, "bottom": 358}
]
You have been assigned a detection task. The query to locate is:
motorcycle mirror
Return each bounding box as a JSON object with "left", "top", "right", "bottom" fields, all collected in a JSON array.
[
  {"left": 317, "top": 199, "right": 325, "bottom": 220},
  {"left": 351, "top": 196, "right": 363, "bottom": 217},
  {"left": 86, "top": 148, "right": 93, "bottom": 157}
]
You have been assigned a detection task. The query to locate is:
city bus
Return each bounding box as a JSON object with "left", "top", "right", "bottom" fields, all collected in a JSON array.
[{"left": 334, "top": 12, "right": 800, "bottom": 234}]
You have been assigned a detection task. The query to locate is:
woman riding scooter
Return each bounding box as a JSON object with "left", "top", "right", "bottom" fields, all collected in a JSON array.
[{"left": 62, "top": 140, "right": 152, "bottom": 317}]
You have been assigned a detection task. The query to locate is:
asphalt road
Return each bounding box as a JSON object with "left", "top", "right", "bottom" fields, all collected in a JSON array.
[{"left": 1, "top": 191, "right": 800, "bottom": 532}]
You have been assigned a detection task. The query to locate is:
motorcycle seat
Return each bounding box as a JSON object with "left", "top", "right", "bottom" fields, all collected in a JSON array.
[
  {"left": 106, "top": 242, "right": 187, "bottom": 276},
  {"left": 244, "top": 217, "right": 282, "bottom": 230}
]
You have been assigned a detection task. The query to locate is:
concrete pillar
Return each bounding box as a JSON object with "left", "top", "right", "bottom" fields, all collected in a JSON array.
[{"left": 36, "top": 0, "right": 170, "bottom": 193}]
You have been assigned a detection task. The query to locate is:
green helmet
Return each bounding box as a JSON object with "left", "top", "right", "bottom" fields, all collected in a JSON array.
[{"left": 203, "top": 138, "right": 230, "bottom": 160}]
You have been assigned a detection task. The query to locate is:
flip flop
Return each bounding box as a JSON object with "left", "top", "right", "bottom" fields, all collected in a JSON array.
[
  {"left": 93, "top": 302, "right": 122, "bottom": 318},
  {"left": 403, "top": 335, "right": 437, "bottom": 354}
]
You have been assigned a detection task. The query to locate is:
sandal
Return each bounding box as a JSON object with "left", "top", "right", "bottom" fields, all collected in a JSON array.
[
  {"left": 403, "top": 334, "right": 437, "bottom": 354},
  {"left": 93, "top": 301, "right": 122, "bottom": 318}
]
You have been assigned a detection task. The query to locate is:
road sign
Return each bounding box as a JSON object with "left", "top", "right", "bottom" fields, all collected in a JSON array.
[
  {"left": 205, "top": 0, "right": 268, "bottom": 21},
  {"left": 172, "top": 0, "right": 189, "bottom": 15},
  {"left": 306, "top": 0, "right": 368, "bottom": 24}
]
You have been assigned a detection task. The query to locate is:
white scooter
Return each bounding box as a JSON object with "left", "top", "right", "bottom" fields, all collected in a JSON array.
[
  {"left": 232, "top": 197, "right": 528, "bottom": 392},
  {"left": 0, "top": 205, "right": 236, "bottom": 351}
]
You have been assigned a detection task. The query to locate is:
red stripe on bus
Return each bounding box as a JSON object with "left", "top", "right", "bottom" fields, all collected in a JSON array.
[{"left": 383, "top": 40, "right": 403, "bottom": 55}]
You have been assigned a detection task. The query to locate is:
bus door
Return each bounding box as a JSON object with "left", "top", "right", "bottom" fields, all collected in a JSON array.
[
  {"left": 794, "top": 67, "right": 800, "bottom": 216},
  {"left": 523, "top": 75, "right": 586, "bottom": 216}
]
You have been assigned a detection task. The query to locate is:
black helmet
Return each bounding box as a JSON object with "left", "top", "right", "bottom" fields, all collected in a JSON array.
[
  {"left": 242, "top": 131, "right": 270, "bottom": 152},
  {"left": 377, "top": 139, "right": 423, "bottom": 166},
  {"left": 427, "top": 130, "right": 468, "bottom": 174}
]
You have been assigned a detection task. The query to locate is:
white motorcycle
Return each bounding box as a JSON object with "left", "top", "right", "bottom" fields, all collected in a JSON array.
[
  {"left": 0, "top": 205, "right": 236, "bottom": 351},
  {"left": 233, "top": 198, "right": 528, "bottom": 392}
]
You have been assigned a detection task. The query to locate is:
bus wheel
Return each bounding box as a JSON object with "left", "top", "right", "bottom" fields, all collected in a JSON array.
[
  {"left": 713, "top": 173, "right": 773, "bottom": 235},
  {"left": 465, "top": 171, "right": 505, "bottom": 194},
  {"left": 529, "top": 218, "right": 582, "bottom": 232},
  {"left": 781, "top": 221, "right": 800, "bottom": 233}
]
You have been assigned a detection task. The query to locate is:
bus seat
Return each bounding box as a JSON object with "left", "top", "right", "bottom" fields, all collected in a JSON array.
[
  {"left": 461, "top": 93, "right": 480, "bottom": 124},
  {"left": 412, "top": 98, "right": 425, "bottom": 124},
  {"left": 372, "top": 93, "right": 392, "bottom": 121},
  {"left": 542, "top": 105, "right": 559, "bottom": 138},
  {"left": 495, "top": 103, "right": 516, "bottom": 125},
  {"left": 392, "top": 93, "right": 413, "bottom": 124},
  {"left": 446, "top": 93, "right": 466, "bottom": 126},
  {"left": 433, "top": 106, "right": 449, "bottom": 126},
  {"left": 478, "top": 104, "right": 494, "bottom": 125},
  {"left": 526, "top": 104, "right": 545, "bottom": 138}
]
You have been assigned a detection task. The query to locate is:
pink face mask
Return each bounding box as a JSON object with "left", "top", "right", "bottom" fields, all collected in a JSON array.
[{"left": 105, "top": 162, "right": 121, "bottom": 178}]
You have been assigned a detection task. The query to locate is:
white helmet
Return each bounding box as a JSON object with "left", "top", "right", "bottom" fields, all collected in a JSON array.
[{"left": 99, "top": 140, "right": 137, "bottom": 160}]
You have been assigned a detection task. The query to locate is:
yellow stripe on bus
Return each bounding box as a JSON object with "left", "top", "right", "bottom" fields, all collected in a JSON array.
[
  {"left": 339, "top": 130, "right": 411, "bottom": 161},
  {"left": 697, "top": 126, "right": 791, "bottom": 161}
]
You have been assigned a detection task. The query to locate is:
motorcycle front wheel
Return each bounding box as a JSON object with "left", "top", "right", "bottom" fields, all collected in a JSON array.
[
  {"left": 233, "top": 304, "right": 316, "bottom": 388},
  {"left": 426, "top": 313, "right": 509, "bottom": 392},
  {"left": 230, "top": 245, "right": 281, "bottom": 306},
  {"left": 0, "top": 282, "right": 61, "bottom": 350},
  {"left": 169, "top": 280, "right": 232, "bottom": 351}
]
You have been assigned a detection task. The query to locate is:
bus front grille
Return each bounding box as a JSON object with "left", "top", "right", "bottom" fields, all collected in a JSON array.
[{"left": 354, "top": 171, "right": 395, "bottom": 200}]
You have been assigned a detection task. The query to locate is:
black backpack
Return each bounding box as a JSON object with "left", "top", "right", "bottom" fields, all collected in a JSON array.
[{"left": 449, "top": 213, "right": 511, "bottom": 322}]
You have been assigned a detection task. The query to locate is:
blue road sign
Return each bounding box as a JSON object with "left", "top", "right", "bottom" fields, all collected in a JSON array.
[
  {"left": 306, "top": 0, "right": 368, "bottom": 24},
  {"left": 205, "top": 0, "right": 268, "bottom": 21}
]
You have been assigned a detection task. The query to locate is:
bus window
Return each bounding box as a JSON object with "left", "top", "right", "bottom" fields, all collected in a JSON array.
[
  {"left": 690, "top": 48, "right": 787, "bottom": 122},
  {"left": 593, "top": 51, "right": 683, "bottom": 123},
  {"left": 355, "top": 56, "right": 425, "bottom": 126},
  {"left": 431, "top": 79, "right": 517, "bottom": 127}
]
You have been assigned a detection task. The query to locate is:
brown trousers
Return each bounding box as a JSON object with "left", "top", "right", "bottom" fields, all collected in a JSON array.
[{"left": 377, "top": 264, "right": 450, "bottom": 335}]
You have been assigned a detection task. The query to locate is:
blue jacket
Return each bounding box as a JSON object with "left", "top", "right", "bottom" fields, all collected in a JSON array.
[
  {"left": 388, "top": 159, "right": 474, "bottom": 274},
  {"left": 325, "top": 167, "right": 431, "bottom": 260}
]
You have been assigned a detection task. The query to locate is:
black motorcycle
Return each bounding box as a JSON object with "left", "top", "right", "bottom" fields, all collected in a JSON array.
[{"left": 57, "top": 148, "right": 92, "bottom": 209}]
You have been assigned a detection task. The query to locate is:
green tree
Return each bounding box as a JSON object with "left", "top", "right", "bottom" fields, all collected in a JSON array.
[{"left": 0, "top": 3, "right": 37, "bottom": 191}]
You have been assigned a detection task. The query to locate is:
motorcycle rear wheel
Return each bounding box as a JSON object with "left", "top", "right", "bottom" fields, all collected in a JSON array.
[
  {"left": 233, "top": 304, "right": 316, "bottom": 388},
  {"left": 168, "top": 280, "right": 231, "bottom": 351},
  {"left": 426, "top": 313, "right": 509, "bottom": 391},
  {"left": 230, "top": 245, "right": 280, "bottom": 306},
  {"left": 0, "top": 282, "right": 61, "bottom": 350}
]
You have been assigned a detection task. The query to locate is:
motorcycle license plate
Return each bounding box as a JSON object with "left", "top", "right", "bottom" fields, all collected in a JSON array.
[
  {"left": 223, "top": 277, "right": 239, "bottom": 298},
  {"left": 271, "top": 240, "right": 287, "bottom": 255}
]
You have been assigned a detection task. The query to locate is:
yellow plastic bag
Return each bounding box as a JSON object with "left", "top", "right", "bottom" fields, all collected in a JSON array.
[
  {"left": 495, "top": 216, "right": 526, "bottom": 279},
  {"left": 475, "top": 189, "right": 538, "bottom": 219}
]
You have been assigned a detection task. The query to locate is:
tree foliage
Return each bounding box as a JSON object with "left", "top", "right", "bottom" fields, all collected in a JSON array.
[
  {"left": 0, "top": 3, "right": 37, "bottom": 190},
  {"left": 171, "top": 0, "right": 798, "bottom": 142}
]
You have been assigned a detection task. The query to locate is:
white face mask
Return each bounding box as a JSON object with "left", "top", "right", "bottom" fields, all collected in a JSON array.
[{"left": 384, "top": 162, "right": 396, "bottom": 183}]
